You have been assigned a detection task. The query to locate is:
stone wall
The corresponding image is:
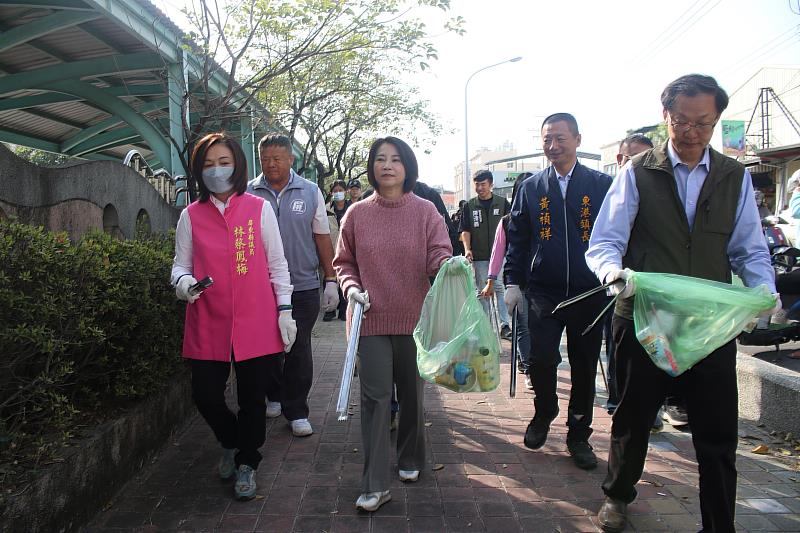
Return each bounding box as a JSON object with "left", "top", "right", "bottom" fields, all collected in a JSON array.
[
  {"left": 0, "top": 144, "right": 180, "bottom": 239},
  {"left": 1, "top": 373, "right": 194, "bottom": 533}
]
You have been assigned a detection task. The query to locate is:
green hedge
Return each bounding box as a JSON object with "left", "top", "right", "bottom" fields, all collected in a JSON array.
[{"left": 0, "top": 219, "right": 185, "bottom": 463}]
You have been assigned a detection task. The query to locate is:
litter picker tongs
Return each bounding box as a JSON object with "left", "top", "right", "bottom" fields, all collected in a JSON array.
[
  {"left": 552, "top": 279, "right": 624, "bottom": 336},
  {"left": 336, "top": 301, "right": 364, "bottom": 421},
  {"left": 509, "top": 306, "right": 518, "bottom": 398}
]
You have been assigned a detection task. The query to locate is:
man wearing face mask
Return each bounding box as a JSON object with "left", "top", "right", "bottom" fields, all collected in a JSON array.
[{"left": 247, "top": 134, "right": 338, "bottom": 438}]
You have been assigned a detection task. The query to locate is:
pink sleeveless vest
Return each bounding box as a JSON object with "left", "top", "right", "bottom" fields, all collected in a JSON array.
[{"left": 182, "top": 193, "right": 283, "bottom": 361}]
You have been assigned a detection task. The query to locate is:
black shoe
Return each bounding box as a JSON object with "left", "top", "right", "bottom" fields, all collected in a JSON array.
[
  {"left": 517, "top": 362, "right": 529, "bottom": 374},
  {"left": 500, "top": 325, "right": 512, "bottom": 340},
  {"left": 567, "top": 441, "right": 598, "bottom": 470},
  {"left": 523, "top": 418, "right": 551, "bottom": 450},
  {"left": 662, "top": 404, "right": 689, "bottom": 427},
  {"left": 322, "top": 311, "right": 336, "bottom": 322},
  {"left": 337, "top": 313, "right": 346, "bottom": 321},
  {"left": 597, "top": 496, "right": 627, "bottom": 532}
]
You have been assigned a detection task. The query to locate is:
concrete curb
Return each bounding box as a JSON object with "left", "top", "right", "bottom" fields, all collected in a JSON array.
[
  {"left": 737, "top": 352, "right": 800, "bottom": 437},
  {"left": 1, "top": 371, "right": 193, "bottom": 533}
]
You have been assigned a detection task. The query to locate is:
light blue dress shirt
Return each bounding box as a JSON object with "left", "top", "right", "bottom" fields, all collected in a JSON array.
[
  {"left": 555, "top": 161, "right": 577, "bottom": 198},
  {"left": 585, "top": 142, "right": 775, "bottom": 293}
]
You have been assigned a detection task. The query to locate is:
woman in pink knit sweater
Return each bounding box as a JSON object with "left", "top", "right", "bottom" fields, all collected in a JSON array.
[{"left": 333, "top": 137, "right": 453, "bottom": 512}]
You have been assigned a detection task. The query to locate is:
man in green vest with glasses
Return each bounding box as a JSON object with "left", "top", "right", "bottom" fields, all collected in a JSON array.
[
  {"left": 460, "top": 169, "right": 512, "bottom": 338},
  {"left": 587, "top": 74, "right": 780, "bottom": 533}
]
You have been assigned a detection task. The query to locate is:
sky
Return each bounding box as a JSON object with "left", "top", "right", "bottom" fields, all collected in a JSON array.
[{"left": 154, "top": 0, "right": 800, "bottom": 189}]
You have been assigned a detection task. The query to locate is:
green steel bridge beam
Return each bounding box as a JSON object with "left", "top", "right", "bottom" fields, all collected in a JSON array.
[
  {"left": 67, "top": 126, "right": 140, "bottom": 156},
  {"left": 42, "top": 79, "right": 171, "bottom": 172},
  {"left": 60, "top": 98, "right": 168, "bottom": 152},
  {"left": 0, "top": 52, "right": 163, "bottom": 96},
  {"left": 0, "top": 11, "right": 101, "bottom": 54},
  {"left": 0, "top": 0, "right": 93, "bottom": 11},
  {"left": 0, "top": 85, "right": 166, "bottom": 111},
  {"left": 0, "top": 127, "right": 61, "bottom": 152}
]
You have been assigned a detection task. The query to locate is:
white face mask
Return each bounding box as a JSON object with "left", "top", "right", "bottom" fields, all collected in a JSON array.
[
  {"left": 332, "top": 191, "right": 345, "bottom": 202},
  {"left": 202, "top": 166, "right": 234, "bottom": 193}
]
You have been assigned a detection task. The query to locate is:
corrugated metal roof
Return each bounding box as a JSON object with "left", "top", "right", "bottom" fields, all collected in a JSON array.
[
  {"left": 0, "top": 110, "right": 77, "bottom": 140},
  {"left": 0, "top": 0, "right": 288, "bottom": 175}
]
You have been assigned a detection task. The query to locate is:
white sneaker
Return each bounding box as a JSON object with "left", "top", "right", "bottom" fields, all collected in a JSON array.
[
  {"left": 290, "top": 418, "right": 313, "bottom": 437},
  {"left": 266, "top": 401, "right": 282, "bottom": 418},
  {"left": 355, "top": 490, "right": 391, "bottom": 512},
  {"left": 399, "top": 469, "right": 419, "bottom": 482}
]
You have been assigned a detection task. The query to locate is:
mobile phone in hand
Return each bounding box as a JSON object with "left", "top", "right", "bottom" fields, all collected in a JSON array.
[{"left": 190, "top": 276, "right": 214, "bottom": 295}]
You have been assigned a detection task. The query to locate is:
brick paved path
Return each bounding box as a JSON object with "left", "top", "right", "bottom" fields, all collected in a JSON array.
[{"left": 87, "top": 316, "right": 800, "bottom": 532}]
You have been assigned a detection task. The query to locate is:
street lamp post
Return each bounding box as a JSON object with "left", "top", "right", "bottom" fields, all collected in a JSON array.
[{"left": 463, "top": 56, "right": 522, "bottom": 202}]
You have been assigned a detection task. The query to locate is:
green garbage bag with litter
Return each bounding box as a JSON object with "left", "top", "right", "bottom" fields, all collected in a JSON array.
[
  {"left": 630, "top": 272, "right": 775, "bottom": 376},
  {"left": 414, "top": 256, "right": 501, "bottom": 392}
]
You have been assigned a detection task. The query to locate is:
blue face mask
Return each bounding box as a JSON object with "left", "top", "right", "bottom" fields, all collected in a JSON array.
[{"left": 202, "top": 166, "right": 234, "bottom": 193}]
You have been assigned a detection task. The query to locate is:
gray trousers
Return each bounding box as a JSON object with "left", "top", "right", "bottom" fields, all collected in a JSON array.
[{"left": 357, "top": 335, "right": 425, "bottom": 493}]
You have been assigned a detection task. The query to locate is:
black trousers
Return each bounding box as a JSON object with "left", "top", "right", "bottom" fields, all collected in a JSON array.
[
  {"left": 264, "top": 288, "right": 320, "bottom": 421},
  {"left": 604, "top": 314, "right": 619, "bottom": 409},
  {"left": 527, "top": 289, "right": 606, "bottom": 443},
  {"left": 191, "top": 354, "right": 281, "bottom": 470},
  {"left": 603, "top": 315, "right": 738, "bottom": 533}
]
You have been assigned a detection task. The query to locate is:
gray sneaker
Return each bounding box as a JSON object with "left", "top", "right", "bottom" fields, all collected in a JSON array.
[
  {"left": 234, "top": 464, "right": 257, "bottom": 500},
  {"left": 219, "top": 448, "right": 236, "bottom": 480}
]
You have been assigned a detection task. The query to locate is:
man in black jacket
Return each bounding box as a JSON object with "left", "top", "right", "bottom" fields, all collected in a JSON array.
[{"left": 504, "top": 113, "right": 612, "bottom": 471}]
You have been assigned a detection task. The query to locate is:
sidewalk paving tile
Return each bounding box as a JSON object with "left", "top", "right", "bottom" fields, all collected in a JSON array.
[{"left": 85, "top": 315, "right": 800, "bottom": 532}]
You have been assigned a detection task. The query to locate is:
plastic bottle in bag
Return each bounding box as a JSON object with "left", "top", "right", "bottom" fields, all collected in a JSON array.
[
  {"left": 471, "top": 347, "right": 499, "bottom": 391},
  {"left": 637, "top": 326, "right": 679, "bottom": 375}
]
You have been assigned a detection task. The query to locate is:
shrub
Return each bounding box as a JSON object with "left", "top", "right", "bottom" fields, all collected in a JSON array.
[{"left": 0, "top": 219, "right": 185, "bottom": 465}]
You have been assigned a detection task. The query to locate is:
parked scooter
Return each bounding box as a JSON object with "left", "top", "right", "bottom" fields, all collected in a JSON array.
[{"left": 738, "top": 236, "right": 800, "bottom": 349}]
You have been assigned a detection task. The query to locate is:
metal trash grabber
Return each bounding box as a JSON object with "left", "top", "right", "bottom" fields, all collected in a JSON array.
[
  {"left": 509, "top": 306, "right": 518, "bottom": 398},
  {"left": 551, "top": 280, "right": 623, "bottom": 394},
  {"left": 336, "top": 301, "right": 364, "bottom": 421},
  {"left": 489, "top": 292, "right": 502, "bottom": 346}
]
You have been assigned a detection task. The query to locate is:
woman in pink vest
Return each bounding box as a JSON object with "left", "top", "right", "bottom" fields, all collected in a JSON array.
[
  {"left": 334, "top": 137, "right": 453, "bottom": 512},
  {"left": 171, "top": 132, "right": 296, "bottom": 501}
]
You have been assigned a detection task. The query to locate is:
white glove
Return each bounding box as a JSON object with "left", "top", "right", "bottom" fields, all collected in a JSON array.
[
  {"left": 176, "top": 275, "right": 201, "bottom": 304},
  {"left": 322, "top": 280, "right": 339, "bottom": 312},
  {"left": 279, "top": 310, "right": 297, "bottom": 353},
  {"left": 504, "top": 284, "right": 522, "bottom": 312},
  {"left": 606, "top": 268, "right": 636, "bottom": 298},
  {"left": 758, "top": 293, "right": 782, "bottom": 318},
  {"left": 348, "top": 287, "right": 371, "bottom": 312},
  {"left": 440, "top": 256, "right": 463, "bottom": 275}
]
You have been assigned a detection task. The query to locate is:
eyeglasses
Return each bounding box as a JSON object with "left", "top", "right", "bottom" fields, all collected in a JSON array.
[{"left": 667, "top": 114, "right": 717, "bottom": 133}]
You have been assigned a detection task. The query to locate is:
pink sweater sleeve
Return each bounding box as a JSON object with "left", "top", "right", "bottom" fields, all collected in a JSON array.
[
  {"left": 487, "top": 222, "right": 506, "bottom": 280},
  {"left": 425, "top": 206, "right": 454, "bottom": 277},
  {"left": 332, "top": 208, "right": 361, "bottom": 298}
]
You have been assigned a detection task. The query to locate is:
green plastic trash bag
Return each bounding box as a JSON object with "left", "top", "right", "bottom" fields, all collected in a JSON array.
[
  {"left": 630, "top": 272, "right": 775, "bottom": 376},
  {"left": 414, "top": 256, "right": 501, "bottom": 393}
]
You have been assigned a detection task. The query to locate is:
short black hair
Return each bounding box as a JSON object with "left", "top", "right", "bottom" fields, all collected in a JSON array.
[
  {"left": 257, "top": 133, "right": 293, "bottom": 154},
  {"left": 661, "top": 74, "right": 729, "bottom": 114},
  {"left": 191, "top": 132, "right": 248, "bottom": 203},
  {"left": 541, "top": 113, "right": 579, "bottom": 136},
  {"left": 619, "top": 134, "right": 654, "bottom": 151},
  {"left": 330, "top": 179, "right": 347, "bottom": 192},
  {"left": 473, "top": 169, "right": 493, "bottom": 183},
  {"left": 366, "top": 137, "right": 418, "bottom": 194}
]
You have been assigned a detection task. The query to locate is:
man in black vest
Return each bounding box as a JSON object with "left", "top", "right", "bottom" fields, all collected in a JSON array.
[
  {"left": 504, "top": 113, "right": 612, "bottom": 471},
  {"left": 460, "top": 170, "right": 512, "bottom": 337},
  {"left": 586, "top": 74, "right": 779, "bottom": 533}
]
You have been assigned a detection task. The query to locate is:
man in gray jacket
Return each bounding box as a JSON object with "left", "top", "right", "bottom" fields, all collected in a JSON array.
[{"left": 247, "top": 134, "right": 339, "bottom": 437}]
